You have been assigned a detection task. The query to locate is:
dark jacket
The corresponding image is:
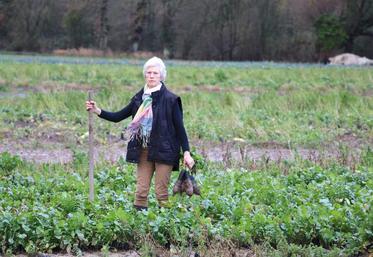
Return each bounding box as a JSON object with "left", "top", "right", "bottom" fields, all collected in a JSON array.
[{"left": 99, "top": 83, "right": 189, "bottom": 171}]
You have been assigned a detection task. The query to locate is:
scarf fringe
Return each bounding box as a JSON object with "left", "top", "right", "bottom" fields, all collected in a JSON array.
[
  {"left": 128, "top": 126, "right": 151, "bottom": 148},
  {"left": 126, "top": 96, "right": 153, "bottom": 147}
]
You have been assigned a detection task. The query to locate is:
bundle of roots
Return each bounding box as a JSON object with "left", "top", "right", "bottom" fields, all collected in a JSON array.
[{"left": 172, "top": 169, "right": 200, "bottom": 196}]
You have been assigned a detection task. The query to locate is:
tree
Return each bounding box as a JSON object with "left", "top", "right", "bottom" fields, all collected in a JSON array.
[
  {"left": 212, "top": 0, "right": 243, "bottom": 60},
  {"left": 256, "top": 0, "right": 281, "bottom": 60},
  {"left": 342, "top": 0, "right": 373, "bottom": 52},
  {"left": 0, "top": 0, "right": 11, "bottom": 47},
  {"left": 172, "top": 0, "right": 213, "bottom": 59},
  {"left": 160, "top": 0, "right": 182, "bottom": 58},
  {"left": 129, "top": 0, "right": 160, "bottom": 52},
  {"left": 96, "top": 0, "right": 110, "bottom": 50},
  {"left": 63, "top": 1, "right": 94, "bottom": 48},
  {"left": 7, "top": 0, "right": 50, "bottom": 51},
  {"left": 130, "top": 0, "right": 147, "bottom": 52},
  {"left": 314, "top": 14, "right": 348, "bottom": 53}
]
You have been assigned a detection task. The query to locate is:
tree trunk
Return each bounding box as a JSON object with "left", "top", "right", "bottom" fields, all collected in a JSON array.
[
  {"left": 344, "top": 36, "right": 354, "bottom": 52},
  {"left": 98, "top": 0, "right": 109, "bottom": 50}
]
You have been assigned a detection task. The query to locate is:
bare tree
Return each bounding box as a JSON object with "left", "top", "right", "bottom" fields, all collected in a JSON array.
[
  {"left": 212, "top": 0, "right": 243, "bottom": 60},
  {"left": 0, "top": 0, "right": 11, "bottom": 48},
  {"left": 160, "top": 0, "right": 183, "bottom": 58},
  {"left": 343, "top": 0, "right": 373, "bottom": 52},
  {"left": 63, "top": 0, "right": 94, "bottom": 49},
  {"left": 97, "top": 0, "right": 109, "bottom": 50},
  {"left": 7, "top": 0, "right": 50, "bottom": 51},
  {"left": 173, "top": 0, "right": 213, "bottom": 59}
]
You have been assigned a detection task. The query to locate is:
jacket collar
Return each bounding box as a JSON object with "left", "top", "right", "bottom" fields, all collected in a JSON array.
[
  {"left": 151, "top": 81, "right": 166, "bottom": 98},
  {"left": 135, "top": 81, "right": 166, "bottom": 100}
]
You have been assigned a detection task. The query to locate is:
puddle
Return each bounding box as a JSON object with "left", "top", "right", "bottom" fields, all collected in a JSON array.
[{"left": 0, "top": 91, "right": 28, "bottom": 99}]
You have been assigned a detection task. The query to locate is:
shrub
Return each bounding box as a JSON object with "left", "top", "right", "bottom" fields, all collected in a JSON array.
[{"left": 0, "top": 152, "right": 23, "bottom": 175}]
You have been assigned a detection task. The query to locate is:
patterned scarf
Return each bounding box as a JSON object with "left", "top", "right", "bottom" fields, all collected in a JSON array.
[
  {"left": 127, "top": 94, "right": 153, "bottom": 147},
  {"left": 127, "top": 84, "right": 162, "bottom": 147}
]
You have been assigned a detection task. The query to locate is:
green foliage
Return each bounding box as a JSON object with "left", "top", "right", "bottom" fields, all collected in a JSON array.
[
  {"left": 63, "top": 9, "right": 94, "bottom": 48},
  {"left": 314, "top": 15, "right": 348, "bottom": 52},
  {"left": 0, "top": 152, "right": 23, "bottom": 175},
  {"left": 72, "top": 150, "right": 89, "bottom": 173},
  {"left": 214, "top": 69, "right": 228, "bottom": 82},
  {"left": 190, "top": 148, "right": 207, "bottom": 171},
  {"left": 0, "top": 158, "right": 371, "bottom": 255},
  {"left": 360, "top": 147, "right": 373, "bottom": 168}
]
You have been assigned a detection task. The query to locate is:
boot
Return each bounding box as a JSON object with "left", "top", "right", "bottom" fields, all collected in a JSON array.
[{"left": 134, "top": 205, "right": 148, "bottom": 211}]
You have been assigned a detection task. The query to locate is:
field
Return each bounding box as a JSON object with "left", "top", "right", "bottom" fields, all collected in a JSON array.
[{"left": 0, "top": 54, "right": 372, "bottom": 256}]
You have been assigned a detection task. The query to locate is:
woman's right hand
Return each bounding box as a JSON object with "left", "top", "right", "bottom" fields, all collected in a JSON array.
[{"left": 86, "top": 100, "right": 101, "bottom": 115}]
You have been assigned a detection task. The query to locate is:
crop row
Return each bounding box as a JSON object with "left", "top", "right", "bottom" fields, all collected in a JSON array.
[{"left": 0, "top": 152, "right": 372, "bottom": 256}]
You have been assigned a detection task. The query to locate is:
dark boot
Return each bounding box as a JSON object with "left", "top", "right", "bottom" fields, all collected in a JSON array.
[{"left": 134, "top": 205, "right": 148, "bottom": 211}]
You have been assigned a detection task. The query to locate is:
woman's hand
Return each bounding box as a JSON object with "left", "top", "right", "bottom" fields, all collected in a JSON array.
[
  {"left": 183, "top": 151, "right": 195, "bottom": 169},
  {"left": 85, "top": 100, "right": 101, "bottom": 115}
]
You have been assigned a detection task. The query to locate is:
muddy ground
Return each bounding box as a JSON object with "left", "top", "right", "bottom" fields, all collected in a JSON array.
[
  {"left": 13, "top": 248, "right": 255, "bottom": 257},
  {"left": 0, "top": 126, "right": 370, "bottom": 168}
]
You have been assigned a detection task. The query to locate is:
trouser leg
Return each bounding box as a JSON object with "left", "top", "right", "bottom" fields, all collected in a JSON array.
[
  {"left": 134, "top": 149, "right": 154, "bottom": 208},
  {"left": 154, "top": 162, "right": 173, "bottom": 207}
]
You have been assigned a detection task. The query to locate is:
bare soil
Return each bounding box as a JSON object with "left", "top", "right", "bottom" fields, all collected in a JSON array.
[
  {"left": 14, "top": 251, "right": 141, "bottom": 257},
  {"left": 0, "top": 128, "right": 370, "bottom": 167},
  {"left": 13, "top": 247, "right": 255, "bottom": 257}
]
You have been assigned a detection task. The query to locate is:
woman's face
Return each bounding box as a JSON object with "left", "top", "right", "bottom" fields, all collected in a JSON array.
[{"left": 145, "top": 66, "right": 161, "bottom": 88}]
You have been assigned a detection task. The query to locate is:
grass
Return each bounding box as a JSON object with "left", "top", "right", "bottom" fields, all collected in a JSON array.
[
  {"left": 0, "top": 58, "right": 372, "bottom": 147},
  {"left": 1, "top": 61, "right": 373, "bottom": 88}
]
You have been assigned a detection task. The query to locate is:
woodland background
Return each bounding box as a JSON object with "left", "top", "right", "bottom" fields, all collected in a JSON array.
[{"left": 0, "top": 0, "right": 373, "bottom": 62}]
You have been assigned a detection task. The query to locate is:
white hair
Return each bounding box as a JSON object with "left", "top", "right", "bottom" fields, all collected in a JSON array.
[{"left": 143, "top": 56, "right": 167, "bottom": 81}]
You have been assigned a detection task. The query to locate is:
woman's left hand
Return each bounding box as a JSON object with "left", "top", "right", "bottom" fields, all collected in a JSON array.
[{"left": 183, "top": 151, "right": 195, "bottom": 169}]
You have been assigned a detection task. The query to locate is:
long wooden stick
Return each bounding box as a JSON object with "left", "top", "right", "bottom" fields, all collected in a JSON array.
[{"left": 88, "top": 91, "right": 95, "bottom": 202}]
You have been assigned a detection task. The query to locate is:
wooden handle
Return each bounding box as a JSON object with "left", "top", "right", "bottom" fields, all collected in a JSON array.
[{"left": 88, "top": 91, "right": 94, "bottom": 202}]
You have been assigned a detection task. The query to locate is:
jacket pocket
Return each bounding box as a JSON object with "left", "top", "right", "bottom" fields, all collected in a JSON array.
[{"left": 160, "top": 138, "right": 173, "bottom": 152}]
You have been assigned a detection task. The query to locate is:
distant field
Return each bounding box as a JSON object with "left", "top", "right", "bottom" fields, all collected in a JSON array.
[{"left": 0, "top": 54, "right": 372, "bottom": 148}]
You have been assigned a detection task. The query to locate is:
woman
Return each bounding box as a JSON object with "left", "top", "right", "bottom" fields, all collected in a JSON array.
[{"left": 86, "top": 57, "right": 194, "bottom": 210}]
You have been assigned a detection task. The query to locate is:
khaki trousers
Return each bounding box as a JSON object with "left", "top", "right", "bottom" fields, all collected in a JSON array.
[{"left": 134, "top": 148, "right": 173, "bottom": 207}]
